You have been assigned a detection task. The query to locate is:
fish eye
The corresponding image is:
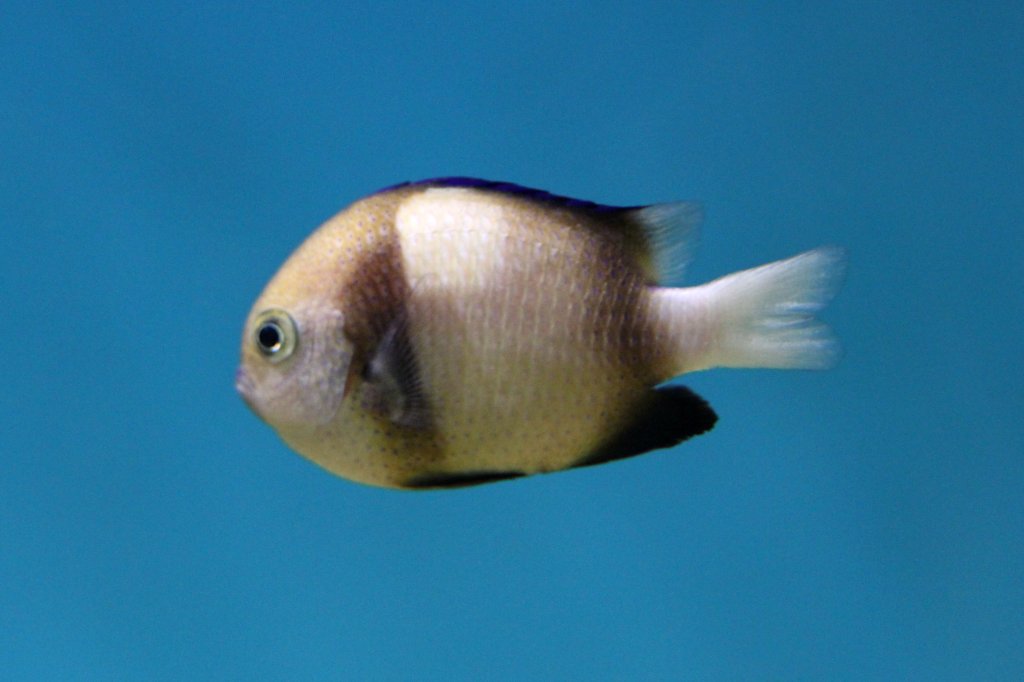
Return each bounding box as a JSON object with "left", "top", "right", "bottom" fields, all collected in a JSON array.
[{"left": 253, "top": 309, "right": 297, "bottom": 363}]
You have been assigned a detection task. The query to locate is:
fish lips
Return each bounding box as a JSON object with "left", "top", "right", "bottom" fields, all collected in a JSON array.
[{"left": 235, "top": 366, "right": 262, "bottom": 417}]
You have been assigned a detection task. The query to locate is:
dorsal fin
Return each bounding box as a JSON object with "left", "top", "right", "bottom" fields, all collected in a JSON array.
[
  {"left": 379, "top": 177, "right": 702, "bottom": 285},
  {"left": 623, "top": 202, "right": 703, "bottom": 285}
]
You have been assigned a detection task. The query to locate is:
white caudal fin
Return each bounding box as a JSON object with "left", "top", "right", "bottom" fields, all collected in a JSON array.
[
  {"left": 704, "top": 246, "right": 846, "bottom": 369},
  {"left": 654, "top": 246, "right": 846, "bottom": 374}
]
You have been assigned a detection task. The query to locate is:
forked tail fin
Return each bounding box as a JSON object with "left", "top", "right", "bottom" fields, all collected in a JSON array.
[{"left": 654, "top": 247, "right": 846, "bottom": 373}]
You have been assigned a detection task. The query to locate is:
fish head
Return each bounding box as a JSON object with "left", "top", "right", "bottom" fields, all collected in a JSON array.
[{"left": 236, "top": 234, "right": 356, "bottom": 439}]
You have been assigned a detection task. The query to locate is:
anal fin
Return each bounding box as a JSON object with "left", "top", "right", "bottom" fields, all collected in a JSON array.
[{"left": 575, "top": 385, "right": 717, "bottom": 469}]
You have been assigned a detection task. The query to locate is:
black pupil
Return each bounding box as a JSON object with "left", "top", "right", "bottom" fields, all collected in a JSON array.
[{"left": 258, "top": 323, "right": 282, "bottom": 352}]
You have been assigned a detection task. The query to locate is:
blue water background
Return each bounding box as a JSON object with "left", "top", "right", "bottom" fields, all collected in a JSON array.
[{"left": 3, "top": 3, "right": 1022, "bottom": 679}]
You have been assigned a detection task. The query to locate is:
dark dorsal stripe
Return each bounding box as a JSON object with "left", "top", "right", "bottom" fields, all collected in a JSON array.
[
  {"left": 378, "top": 177, "right": 643, "bottom": 214},
  {"left": 575, "top": 385, "right": 718, "bottom": 469}
]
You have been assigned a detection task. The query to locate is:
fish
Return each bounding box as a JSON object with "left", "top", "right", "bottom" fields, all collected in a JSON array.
[{"left": 236, "top": 177, "right": 845, "bottom": 490}]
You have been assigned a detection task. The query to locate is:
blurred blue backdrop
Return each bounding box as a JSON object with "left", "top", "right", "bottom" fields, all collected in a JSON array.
[{"left": 3, "top": 3, "right": 1022, "bottom": 679}]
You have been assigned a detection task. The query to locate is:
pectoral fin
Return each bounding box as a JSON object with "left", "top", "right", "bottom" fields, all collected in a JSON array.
[
  {"left": 575, "top": 385, "right": 718, "bottom": 469},
  {"left": 359, "top": 311, "right": 433, "bottom": 430}
]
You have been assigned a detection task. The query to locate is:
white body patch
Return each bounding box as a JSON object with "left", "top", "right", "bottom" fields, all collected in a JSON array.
[{"left": 395, "top": 188, "right": 645, "bottom": 473}]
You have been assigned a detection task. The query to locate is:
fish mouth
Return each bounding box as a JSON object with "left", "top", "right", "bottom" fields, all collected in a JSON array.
[{"left": 235, "top": 366, "right": 257, "bottom": 411}]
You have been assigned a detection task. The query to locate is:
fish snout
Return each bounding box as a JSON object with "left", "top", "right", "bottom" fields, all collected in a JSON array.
[{"left": 235, "top": 366, "right": 257, "bottom": 411}]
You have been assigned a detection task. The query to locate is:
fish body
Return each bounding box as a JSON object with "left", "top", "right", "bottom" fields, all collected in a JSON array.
[{"left": 237, "top": 178, "right": 844, "bottom": 489}]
